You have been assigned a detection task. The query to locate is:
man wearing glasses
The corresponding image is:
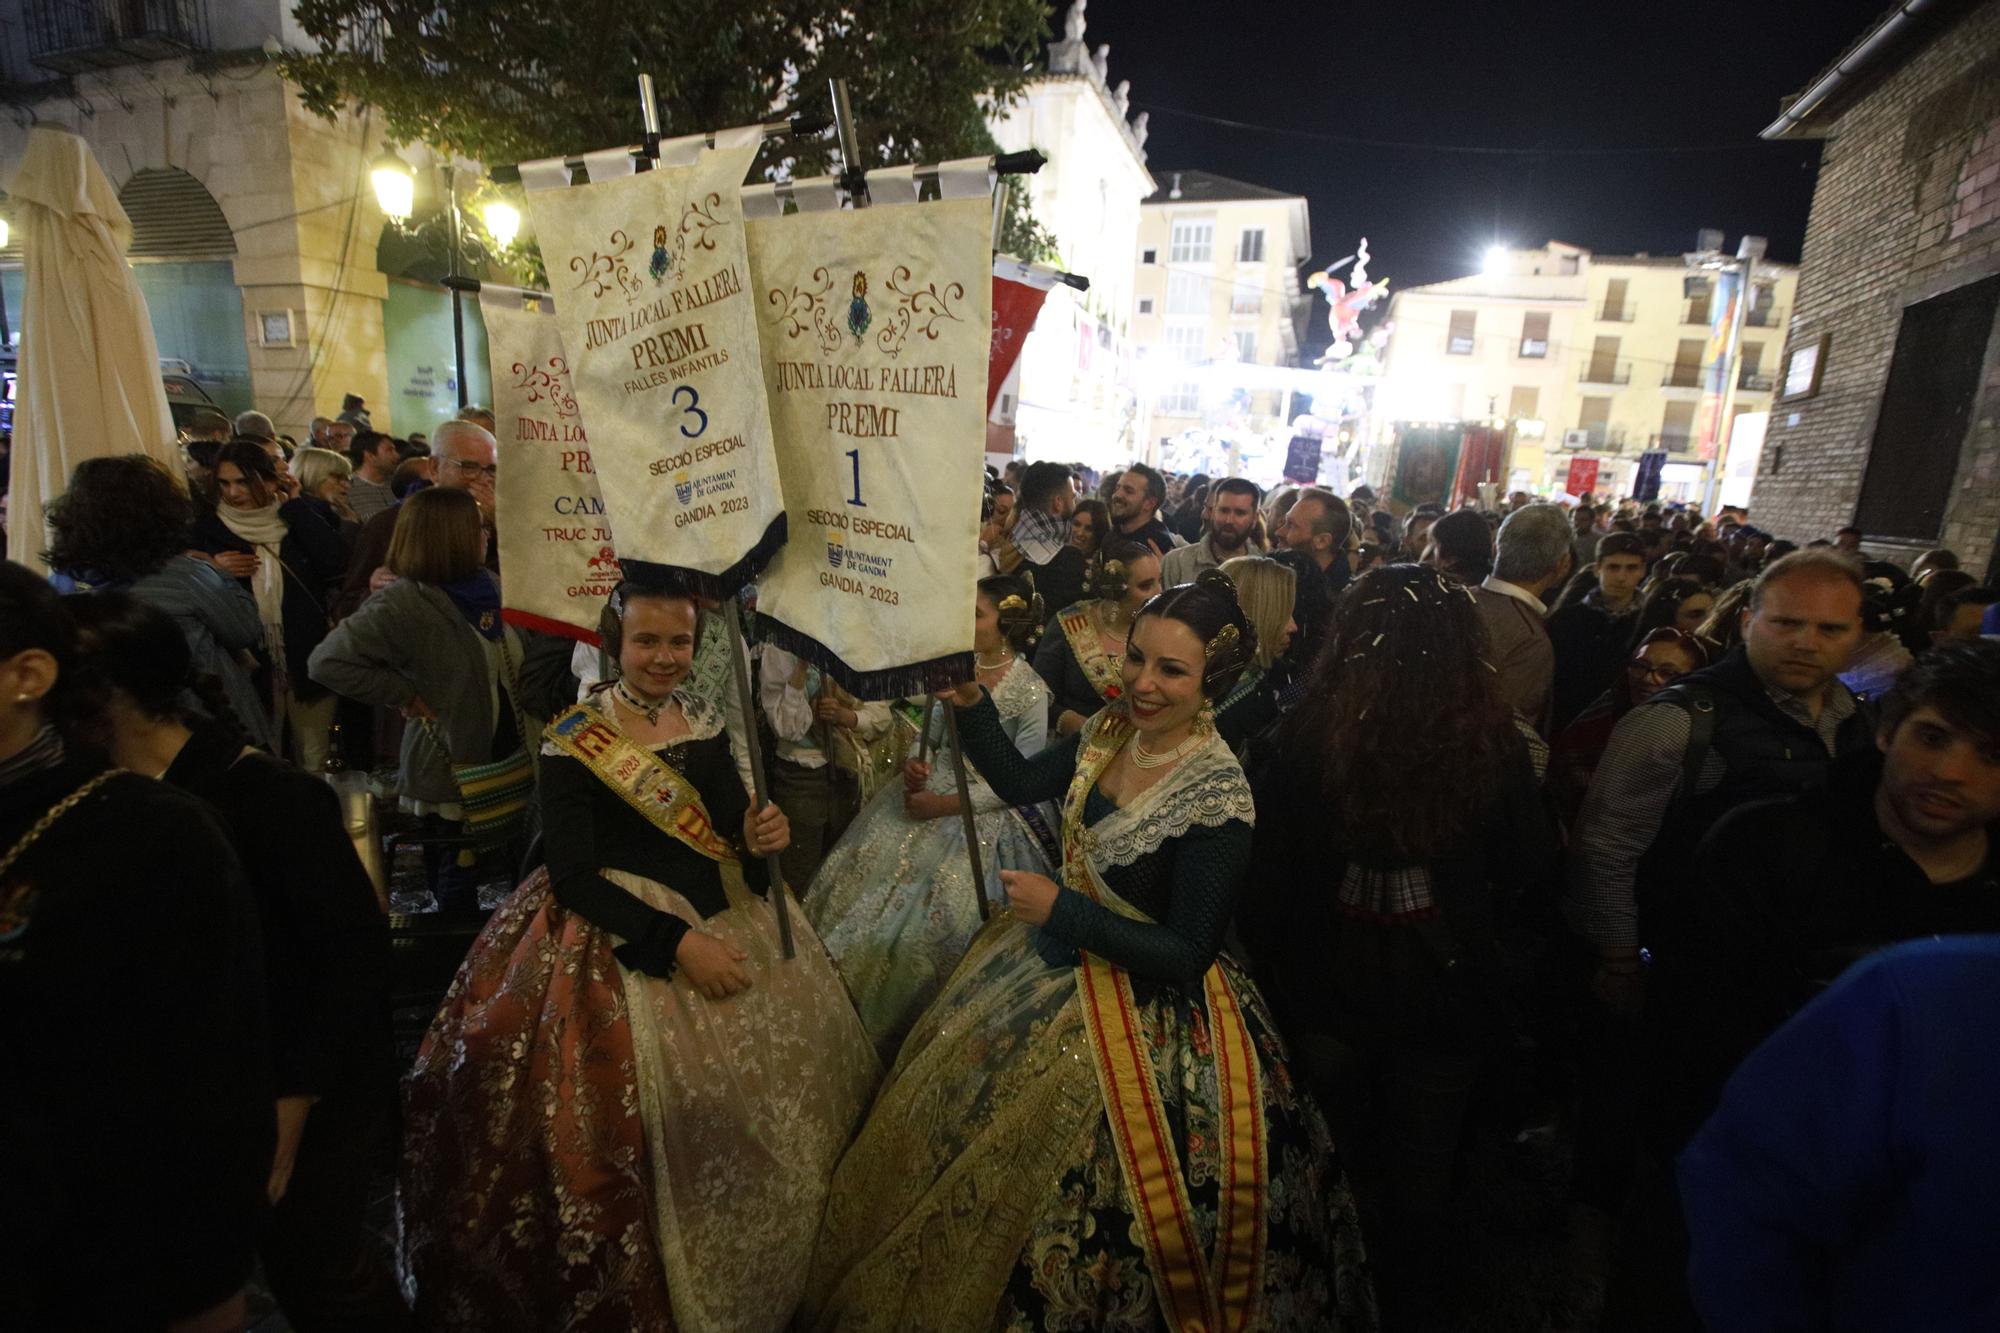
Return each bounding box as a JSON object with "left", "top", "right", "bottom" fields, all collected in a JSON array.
[{"left": 333, "top": 419, "right": 498, "bottom": 620}]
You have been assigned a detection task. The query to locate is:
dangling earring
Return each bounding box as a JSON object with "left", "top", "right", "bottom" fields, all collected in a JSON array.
[{"left": 1194, "top": 698, "right": 1218, "bottom": 734}]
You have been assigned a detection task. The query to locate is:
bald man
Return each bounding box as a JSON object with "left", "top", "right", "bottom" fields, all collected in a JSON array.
[{"left": 333, "top": 419, "right": 498, "bottom": 619}]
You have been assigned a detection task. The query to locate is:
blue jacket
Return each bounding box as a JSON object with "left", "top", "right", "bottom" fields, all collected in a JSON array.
[{"left": 1679, "top": 935, "right": 2000, "bottom": 1332}]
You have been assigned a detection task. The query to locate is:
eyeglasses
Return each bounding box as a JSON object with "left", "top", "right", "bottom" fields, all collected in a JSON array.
[
  {"left": 446, "top": 458, "right": 499, "bottom": 478},
  {"left": 1626, "top": 659, "right": 1687, "bottom": 686}
]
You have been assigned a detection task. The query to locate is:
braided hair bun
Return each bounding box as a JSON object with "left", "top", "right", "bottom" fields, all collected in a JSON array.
[
  {"left": 980, "top": 569, "right": 1047, "bottom": 651},
  {"left": 1137, "top": 566, "right": 1259, "bottom": 698}
]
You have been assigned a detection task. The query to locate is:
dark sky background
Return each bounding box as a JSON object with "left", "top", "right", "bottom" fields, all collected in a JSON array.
[{"left": 1076, "top": 0, "right": 1892, "bottom": 354}]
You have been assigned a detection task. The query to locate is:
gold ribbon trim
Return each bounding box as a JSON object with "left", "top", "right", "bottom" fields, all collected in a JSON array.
[
  {"left": 544, "top": 704, "right": 738, "bottom": 864},
  {"left": 1059, "top": 603, "right": 1125, "bottom": 703},
  {"left": 1061, "top": 714, "right": 1266, "bottom": 1331}
]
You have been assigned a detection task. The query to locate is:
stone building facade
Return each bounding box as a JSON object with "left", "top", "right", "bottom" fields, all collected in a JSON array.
[{"left": 1759, "top": 0, "right": 2000, "bottom": 579}]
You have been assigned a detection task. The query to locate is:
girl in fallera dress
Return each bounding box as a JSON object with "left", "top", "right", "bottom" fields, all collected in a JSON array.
[
  {"left": 806, "top": 569, "right": 1377, "bottom": 1332},
  {"left": 401, "top": 578, "right": 879, "bottom": 1333},
  {"left": 807, "top": 573, "right": 1059, "bottom": 1056},
  {"left": 1033, "top": 539, "right": 1162, "bottom": 738}
]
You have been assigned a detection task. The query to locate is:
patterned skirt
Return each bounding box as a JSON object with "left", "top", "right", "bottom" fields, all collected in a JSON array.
[
  {"left": 807, "top": 776, "right": 1056, "bottom": 1059},
  {"left": 402, "top": 865, "right": 880, "bottom": 1333},
  {"left": 805, "top": 919, "right": 1378, "bottom": 1332}
]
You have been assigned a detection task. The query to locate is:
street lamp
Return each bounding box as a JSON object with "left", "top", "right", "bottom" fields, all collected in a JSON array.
[
  {"left": 1482, "top": 244, "right": 1510, "bottom": 278},
  {"left": 369, "top": 152, "right": 416, "bottom": 223},
  {"left": 480, "top": 200, "right": 521, "bottom": 250}
]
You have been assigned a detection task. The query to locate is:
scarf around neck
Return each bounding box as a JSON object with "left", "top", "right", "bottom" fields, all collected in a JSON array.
[
  {"left": 219, "top": 500, "right": 289, "bottom": 669},
  {"left": 440, "top": 571, "right": 504, "bottom": 641}
]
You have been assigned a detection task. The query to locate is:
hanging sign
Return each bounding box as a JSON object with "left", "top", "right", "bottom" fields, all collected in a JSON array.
[
  {"left": 745, "top": 185, "right": 993, "bottom": 698},
  {"left": 520, "top": 133, "right": 784, "bottom": 596},
  {"left": 480, "top": 289, "right": 614, "bottom": 641},
  {"left": 1564, "top": 456, "right": 1600, "bottom": 499}
]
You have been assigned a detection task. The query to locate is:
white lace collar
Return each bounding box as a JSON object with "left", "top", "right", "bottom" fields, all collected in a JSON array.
[
  {"left": 1074, "top": 710, "right": 1255, "bottom": 870},
  {"left": 542, "top": 686, "right": 725, "bottom": 756},
  {"left": 991, "top": 656, "right": 1050, "bottom": 719}
]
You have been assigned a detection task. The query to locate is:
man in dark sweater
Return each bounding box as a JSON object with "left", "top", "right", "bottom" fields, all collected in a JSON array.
[
  {"left": 1107, "top": 463, "right": 1177, "bottom": 556},
  {"left": 1658, "top": 639, "right": 2000, "bottom": 1140},
  {"left": 1546, "top": 531, "right": 1647, "bottom": 730}
]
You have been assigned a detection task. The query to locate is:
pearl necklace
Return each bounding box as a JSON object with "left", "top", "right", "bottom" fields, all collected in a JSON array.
[
  {"left": 1131, "top": 730, "right": 1203, "bottom": 770},
  {"left": 974, "top": 649, "right": 1015, "bottom": 672},
  {"left": 612, "top": 678, "right": 669, "bottom": 725}
]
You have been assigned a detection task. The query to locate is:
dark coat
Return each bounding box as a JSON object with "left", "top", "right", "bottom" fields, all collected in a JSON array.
[
  {"left": 0, "top": 754, "right": 272, "bottom": 1327},
  {"left": 189, "top": 498, "right": 348, "bottom": 701}
]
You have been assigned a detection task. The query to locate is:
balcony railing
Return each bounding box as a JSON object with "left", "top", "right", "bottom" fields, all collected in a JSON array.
[
  {"left": 1682, "top": 303, "right": 1711, "bottom": 325},
  {"left": 1662, "top": 366, "right": 1703, "bottom": 388},
  {"left": 1651, "top": 431, "right": 1696, "bottom": 455},
  {"left": 25, "top": 0, "right": 207, "bottom": 74},
  {"left": 1745, "top": 305, "right": 1786, "bottom": 328},
  {"left": 1579, "top": 360, "right": 1631, "bottom": 386},
  {"left": 1595, "top": 303, "right": 1635, "bottom": 322},
  {"left": 1739, "top": 370, "right": 1775, "bottom": 391}
]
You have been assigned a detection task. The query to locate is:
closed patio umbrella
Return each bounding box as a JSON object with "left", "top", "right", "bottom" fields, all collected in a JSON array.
[{"left": 5, "top": 126, "right": 177, "bottom": 569}]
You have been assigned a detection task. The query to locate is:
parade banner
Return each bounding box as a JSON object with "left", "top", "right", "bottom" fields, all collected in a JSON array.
[
  {"left": 746, "top": 193, "right": 993, "bottom": 698},
  {"left": 989, "top": 258, "right": 1058, "bottom": 413},
  {"left": 481, "top": 289, "right": 616, "bottom": 641},
  {"left": 521, "top": 135, "right": 784, "bottom": 596}
]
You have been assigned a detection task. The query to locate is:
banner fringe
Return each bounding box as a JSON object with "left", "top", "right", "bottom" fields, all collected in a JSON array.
[
  {"left": 501, "top": 607, "right": 601, "bottom": 645},
  {"left": 755, "top": 615, "right": 973, "bottom": 702},
  {"left": 619, "top": 513, "right": 789, "bottom": 602}
]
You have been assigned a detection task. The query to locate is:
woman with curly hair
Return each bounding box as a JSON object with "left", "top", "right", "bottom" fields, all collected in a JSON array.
[
  {"left": 1243, "top": 563, "right": 1558, "bottom": 1327},
  {"left": 807, "top": 573, "right": 1059, "bottom": 1055},
  {"left": 808, "top": 570, "right": 1375, "bottom": 1331},
  {"left": 1031, "top": 538, "right": 1161, "bottom": 737},
  {"left": 43, "top": 454, "right": 276, "bottom": 750}
]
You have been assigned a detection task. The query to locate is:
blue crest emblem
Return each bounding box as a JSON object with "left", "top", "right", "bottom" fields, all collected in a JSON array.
[
  {"left": 826, "top": 539, "right": 844, "bottom": 570},
  {"left": 674, "top": 472, "right": 693, "bottom": 505}
]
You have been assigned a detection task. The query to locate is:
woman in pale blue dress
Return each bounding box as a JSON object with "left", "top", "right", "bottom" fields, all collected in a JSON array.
[{"left": 807, "top": 574, "right": 1058, "bottom": 1056}]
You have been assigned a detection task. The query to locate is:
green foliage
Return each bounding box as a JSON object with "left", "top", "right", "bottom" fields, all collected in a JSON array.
[{"left": 285, "top": 0, "right": 1048, "bottom": 178}]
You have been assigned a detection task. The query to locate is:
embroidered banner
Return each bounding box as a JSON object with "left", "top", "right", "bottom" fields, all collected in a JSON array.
[
  {"left": 521, "top": 137, "right": 784, "bottom": 597},
  {"left": 746, "top": 194, "right": 992, "bottom": 698},
  {"left": 481, "top": 289, "right": 615, "bottom": 641}
]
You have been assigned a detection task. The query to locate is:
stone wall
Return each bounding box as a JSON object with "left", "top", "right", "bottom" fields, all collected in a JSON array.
[
  {"left": 0, "top": 60, "right": 392, "bottom": 440},
  {"left": 1755, "top": 1, "right": 2000, "bottom": 579}
]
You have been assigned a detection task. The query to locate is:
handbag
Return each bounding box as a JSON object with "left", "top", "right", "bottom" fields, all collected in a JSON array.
[{"left": 426, "top": 631, "right": 537, "bottom": 854}]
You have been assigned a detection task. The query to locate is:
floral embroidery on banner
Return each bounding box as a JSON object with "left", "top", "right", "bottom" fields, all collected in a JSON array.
[
  {"left": 571, "top": 229, "right": 642, "bottom": 301},
  {"left": 876, "top": 265, "right": 966, "bottom": 359},
  {"left": 512, "top": 355, "right": 580, "bottom": 421},
  {"left": 765, "top": 267, "right": 843, "bottom": 357}
]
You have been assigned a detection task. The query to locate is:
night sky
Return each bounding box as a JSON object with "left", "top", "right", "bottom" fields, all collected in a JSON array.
[{"left": 1076, "top": 0, "right": 1894, "bottom": 354}]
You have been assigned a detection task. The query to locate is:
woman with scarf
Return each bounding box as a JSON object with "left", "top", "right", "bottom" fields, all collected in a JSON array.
[
  {"left": 807, "top": 570, "right": 1375, "bottom": 1333},
  {"left": 402, "top": 577, "right": 878, "bottom": 1333},
  {"left": 1243, "top": 564, "right": 1559, "bottom": 1327},
  {"left": 308, "top": 486, "right": 526, "bottom": 910},
  {"left": 1031, "top": 538, "right": 1162, "bottom": 738},
  {"left": 807, "top": 573, "right": 1059, "bottom": 1057},
  {"left": 190, "top": 442, "right": 346, "bottom": 770}
]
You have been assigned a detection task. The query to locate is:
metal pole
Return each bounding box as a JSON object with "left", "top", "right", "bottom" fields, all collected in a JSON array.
[
  {"left": 942, "top": 705, "right": 993, "bottom": 922},
  {"left": 723, "top": 597, "right": 795, "bottom": 958},
  {"left": 446, "top": 162, "right": 469, "bottom": 410},
  {"left": 828, "top": 78, "right": 869, "bottom": 206}
]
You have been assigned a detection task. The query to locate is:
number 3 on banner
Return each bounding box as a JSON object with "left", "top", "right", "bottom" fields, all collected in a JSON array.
[
  {"left": 672, "top": 386, "right": 708, "bottom": 439},
  {"left": 844, "top": 448, "right": 867, "bottom": 507}
]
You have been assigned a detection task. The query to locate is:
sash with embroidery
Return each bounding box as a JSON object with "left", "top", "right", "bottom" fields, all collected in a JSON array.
[
  {"left": 544, "top": 704, "right": 738, "bottom": 864},
  {"left": 1061, "top": 713, "right": 1267, "bottom": 1333},
  {"left": 1057, "top": 602, "right": 1125, "bottom": 703}
]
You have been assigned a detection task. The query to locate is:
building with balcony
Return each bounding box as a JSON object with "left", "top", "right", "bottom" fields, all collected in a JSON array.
[
  {"left": 985, "top": 4, "right": 1155, "bottom": 468},
  {"left": 1127, "top": 169, "right": 1311, "bottom": 472},
  {"left": 1373, "top": 239, "right": 1798, "bottom": 501},
  {"left": 0, "top": 0, "right": 496, "bottom": 439}
]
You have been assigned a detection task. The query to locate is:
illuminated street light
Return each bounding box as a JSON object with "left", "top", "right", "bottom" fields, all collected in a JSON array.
[
  {"left": 1482, "top": 244, "right": 1509, "bottom": 278},
  {"left": 369, "top": 152, "right": 415, "bottom": 222},
  {"left": 480, "top": 200, "right": 522, "bottom": 249}
]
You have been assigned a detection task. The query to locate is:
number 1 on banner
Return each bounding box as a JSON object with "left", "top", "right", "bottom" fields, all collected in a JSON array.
[{"left": 844, "top": 448, "right": 867, "bottom": 507}]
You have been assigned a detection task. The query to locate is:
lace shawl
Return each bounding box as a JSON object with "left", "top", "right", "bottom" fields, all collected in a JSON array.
[
  {"left": 541, "top": 688, "right": 727, "bottom": 758},
  {"left": 1073, "top": 710, "right": 1255, "bottom": 871}
]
